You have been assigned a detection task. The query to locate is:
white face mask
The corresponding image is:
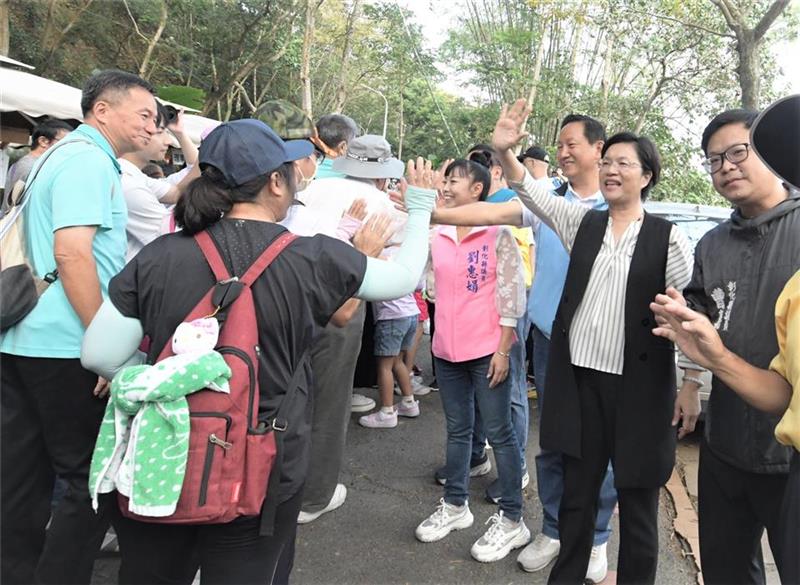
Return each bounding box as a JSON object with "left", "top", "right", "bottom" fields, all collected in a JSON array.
[{"left": 296, "top": 158, "right": 317, "bottom": 191}]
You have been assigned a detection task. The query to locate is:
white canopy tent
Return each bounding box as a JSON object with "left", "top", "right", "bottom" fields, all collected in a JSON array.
[{"left": 0, "top": 67, "right": 210, "bottom": 145}]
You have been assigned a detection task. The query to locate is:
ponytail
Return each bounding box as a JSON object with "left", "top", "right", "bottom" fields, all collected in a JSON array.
[
  {"left": 174, "top": 162, "right": 297, "bottom": 234},
  {"left": 174, "top": 166, "right": 235, "bottom": 235}
]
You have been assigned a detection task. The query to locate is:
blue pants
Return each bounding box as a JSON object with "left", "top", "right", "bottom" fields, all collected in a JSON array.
[
  {"left": 471, "top": 314, "right": 530, "bottom": 471},
  {"left": 532, "top": 326, "right": 616, "bottom": 544},
  {"left": 436, "top": 355, "right": 522, "bottom": 521}
]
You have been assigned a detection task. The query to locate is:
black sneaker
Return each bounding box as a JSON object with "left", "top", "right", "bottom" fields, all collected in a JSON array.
[
  {"left": 434, "top": 452, "right": 493, "bottom": 486},
  {"left": 484, "top": 470, "right": 531, "bottom": 504}
]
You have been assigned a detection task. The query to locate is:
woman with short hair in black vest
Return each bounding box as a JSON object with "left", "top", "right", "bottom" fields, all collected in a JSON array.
[{"left": 490, "top": 100, "right": 694, "bottom": 584}]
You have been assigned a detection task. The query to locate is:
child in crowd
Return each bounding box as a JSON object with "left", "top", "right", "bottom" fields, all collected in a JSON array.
[{"left": 359, "top": 244, "right": 422, "bottom": 429}]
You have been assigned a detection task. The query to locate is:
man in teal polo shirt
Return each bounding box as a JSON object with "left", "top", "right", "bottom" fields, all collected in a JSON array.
[{"left": 1, "top": 70, "right": 158, "bottom": 585}]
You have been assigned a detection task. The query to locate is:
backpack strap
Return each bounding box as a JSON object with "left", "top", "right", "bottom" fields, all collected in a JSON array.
[
  {"left": 555, "top": 181, "right": 569, "bottom": 197},
  {"left": 240, "top": 231, "right": 297, "bottom": 287},
  {"left": 259, "top": 347, "right": 312, "bottom": 536},
  {"left": 194, "top": 230, "right": 232, "bottom": 282}
]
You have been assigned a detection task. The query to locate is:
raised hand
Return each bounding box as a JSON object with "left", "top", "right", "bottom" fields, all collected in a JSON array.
[
  {"left": 651, "top": 287, "right": 727, "bottom": 370},
  {"left": 492, "top": 99, "right": 531, "bottom": 153},
  {"left": 406, "top": 157, "right": 436, "bottom": 189},
  {"left": 344, "top": 198, "right": 368, "bottom": 222},
  {"left": 353, "top": 213, "right": 394, "bottom": 258},
  {"left": 167, "top": 108, "right": 186, "bottom": 135}
]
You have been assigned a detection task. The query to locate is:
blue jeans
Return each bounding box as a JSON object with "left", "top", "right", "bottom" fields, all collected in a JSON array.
[
  {"left": 436, "top": 355, "right": 522, "bottom": 521},
  {"left": 471, "top": 314, "right": 530, "bottom": 470},
  {"left": 532, "top": 326, "right": 616, "bottom": 545}
]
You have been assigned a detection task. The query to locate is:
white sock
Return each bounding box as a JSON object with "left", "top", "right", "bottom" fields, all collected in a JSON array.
[
  {"left": 380, "top": 405, "right": 395, "bottom": 415},
  {"left": 402, "top": 396, "right": 415, "bottom": 405}
]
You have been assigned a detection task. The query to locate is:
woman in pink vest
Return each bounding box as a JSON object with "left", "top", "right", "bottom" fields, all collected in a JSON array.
[{"left": 415, "top": 159, "right": 529, "bottom": 562}]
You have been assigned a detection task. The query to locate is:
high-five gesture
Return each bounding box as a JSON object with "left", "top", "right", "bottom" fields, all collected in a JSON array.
[
  {"left": 406, "top": 157, "right": 436, "bottom": 190},
  {"left": 492, "top": 99, "right": 531, "bottom": 153}
]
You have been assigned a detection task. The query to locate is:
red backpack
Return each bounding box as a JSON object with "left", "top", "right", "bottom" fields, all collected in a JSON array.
[{"left": 119, "top": 229, "right": 297, "bottom": 525}]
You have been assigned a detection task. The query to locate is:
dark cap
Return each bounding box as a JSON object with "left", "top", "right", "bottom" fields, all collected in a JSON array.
[
  {"left": 518, "top": 146, "right": 550, "bottom": 164},
  {"left": 199, "top": 119, "right": 313, "bottom": 187}
]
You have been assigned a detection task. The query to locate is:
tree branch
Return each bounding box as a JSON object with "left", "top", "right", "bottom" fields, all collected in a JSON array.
[
  {"left": 754, "top": 0, "right": 791, "bottom": 40},
  {"left": 711, "top": 0, "right": 741, "bottom": 35},
  {"left": 626, "top": 7, "right": 733, "bottom": 38}
]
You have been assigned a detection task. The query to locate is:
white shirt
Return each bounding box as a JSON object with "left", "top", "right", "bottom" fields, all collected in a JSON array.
[
  {"left": 291, "top": 177, "right": 406, "bottom": 243},
  {"left": 511, "top": 171, "right": 693, "bottom": 375},
  {"left": 119, "top": 158, "right": 183, "bottom": 260}
]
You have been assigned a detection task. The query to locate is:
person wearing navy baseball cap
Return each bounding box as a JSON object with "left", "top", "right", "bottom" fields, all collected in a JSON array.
[{"left": 79, "top": 116, "right": 439, "bottom": 583}]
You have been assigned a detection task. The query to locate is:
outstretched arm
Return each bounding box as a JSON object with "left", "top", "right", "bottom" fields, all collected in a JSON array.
[
  {"left": 356, "top": 158, "right": 437, "bottom": 301},
  {"left": 81, "top": 300, "right": 146, "bottom": 380},
  {"left": 493, "top": 99, "right": 588, "bottom": 251},
  {"left": 651, "top": 287, "right": 791, "bottom": 415}
]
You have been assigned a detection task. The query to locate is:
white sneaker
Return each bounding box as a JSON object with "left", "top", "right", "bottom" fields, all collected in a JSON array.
[
  {"left": 297, "top": 483, "right": 347, "bottom": 524},
  {"left": 586, "top": 542, "right": 608, "bottom": 583},
  {"left": 470, "top": 512, "right": 531, "bottom": 563},
  {"left": 359, "top": 409, "right": 397, "bottom": 428},
  {"left": 397, "top": 399, "right": 420, "bottom": 418},
  {"left": 351, "top": 393, "right": 375, "bottom": 413},
  {"left": 517, "top": 533, "right": 560, "bottom": 572},
  {"left": 521, "top": 471, "right": 530, "bottom": 490},
  {"left": 415, "top": 499, "right": 474, "bottom": 542},
  {"left": 411, "top": 378, "right": 432, "bottom": 396}
]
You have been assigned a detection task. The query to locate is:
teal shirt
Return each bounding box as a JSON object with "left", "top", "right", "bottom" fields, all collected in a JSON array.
[
  {"left": 0, "top": 124, "right": 127, "bottom": 358},
  {"left": 314, "top": 157, "right": 347, "bottom": 180}
]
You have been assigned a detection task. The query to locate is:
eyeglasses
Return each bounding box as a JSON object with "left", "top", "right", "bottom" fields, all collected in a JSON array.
[
  {"left": 312, "top": 148, "right": 326, "bottom": 165},
  {"left": 703, "top": 143, "right": 750, "bottom": 174},
  {"left": 599, "top": 159, "right": 641, "bottom": 172}
]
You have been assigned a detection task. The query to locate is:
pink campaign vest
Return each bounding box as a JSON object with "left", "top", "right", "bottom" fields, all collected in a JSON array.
[{"left": 431, "top": 225, "right": 502, "bottom": 363}]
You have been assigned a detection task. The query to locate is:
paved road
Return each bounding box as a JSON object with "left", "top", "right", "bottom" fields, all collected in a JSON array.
[
  {"left": 291, "top": 383, "right": 697, "bottom": 584},
  {"left": 93, "top": 337, "right": 699, "bottom": 584}
]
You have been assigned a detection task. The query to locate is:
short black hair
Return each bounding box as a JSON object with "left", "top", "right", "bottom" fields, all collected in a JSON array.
[
  {"left": 80, "top": 69, "right": 155, "bottom": 117},
  {"left": 601, "top": 132, "right": 661, "bottom": 200},
  {"left": 141, "top": 163, "right": 165, "bottom": 178},
  {"left": 560, "top": 114, "right": 606, "bottom": 144},
  {"left": 700, "top": 109, "right": 758, "bottom": 156},
  {"left": 316, "top": 114, "right": 359, "bottom": 150},
  {"left": 155, "top": 102, "right": 170, "bottom": 129},
  {"left": 32, "top": 119, "right": 73, "bottom": 147},
  {"left": 445, "top": 159, "right": 492, "bottom": 201}
]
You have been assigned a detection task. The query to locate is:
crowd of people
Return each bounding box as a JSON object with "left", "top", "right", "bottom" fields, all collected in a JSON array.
[{"left": 0, "top": 68, "right": 797, "bottom": 585}]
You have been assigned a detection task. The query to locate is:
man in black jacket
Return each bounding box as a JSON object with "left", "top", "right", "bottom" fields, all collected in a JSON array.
[{"left": 676, "top": 109, "right": 800, "bottom": 584}]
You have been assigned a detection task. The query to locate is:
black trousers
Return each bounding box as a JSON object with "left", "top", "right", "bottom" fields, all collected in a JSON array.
[
  {"left": 110, "top": 489, "right": 304, "bottom": 585},
  {"left": 698, "top": 439, "right": 789, "bottom": 584},
  {"left": 778, "top": 451, "right": 800, "bottom": 585},
  {"left": 352, "top": 302, "right": 377, "bottom": 388},
  {"left": 548, "top": 367, "right": 660, "bottom": 585},
  {"left": 1, "top": 354, "right": 109, "bottom": 584}
]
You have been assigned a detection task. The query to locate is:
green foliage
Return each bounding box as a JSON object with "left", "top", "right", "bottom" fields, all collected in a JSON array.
[
  {"left": 5, "top": 0, "right": 795, "bottom": 206},
  {"left": 157, "top": 85, "right": 206, "bottom": 110}
]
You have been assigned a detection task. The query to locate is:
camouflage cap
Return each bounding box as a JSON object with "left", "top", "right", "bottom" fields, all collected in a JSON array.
[{"left": 253, "top": 100, "right": 314, "bottom": 141}]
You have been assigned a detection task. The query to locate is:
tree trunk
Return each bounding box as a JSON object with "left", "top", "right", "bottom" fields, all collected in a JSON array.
[
  {"left": 300, "top": 0, "right": 316, "bottom": 118},
  {"left": 138, "top": 1, "right": 168, "bottom": 80},
  {"left": 0, "top": 0, "right": 9, "bottom": 56},
  {"left": 711, "top": 0, "right": 791, "bottom": 110},
  {"left": 332, "top": 0, "right": 362, "bottom": 113},
  {"left": 736, "top": 31, "right": 760, "bottom": 110},
  {"left": 397, "top": 90, "right": 405, "bottom": 159},
  {"left": 525, "top": 18, "right": 547, "bottom": 107},
  {"left": 599, "top": 34, "right": 614, "bottom": 120}
]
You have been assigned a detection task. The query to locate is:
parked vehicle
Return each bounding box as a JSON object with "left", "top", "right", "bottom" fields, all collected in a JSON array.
[{"left": 644, "top": 201, "right": 732, "bottom": 416}]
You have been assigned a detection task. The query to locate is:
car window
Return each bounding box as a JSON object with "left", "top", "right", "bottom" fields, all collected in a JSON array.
[{"left": 653, "top": 214, "right": 725, "bottom": 249}]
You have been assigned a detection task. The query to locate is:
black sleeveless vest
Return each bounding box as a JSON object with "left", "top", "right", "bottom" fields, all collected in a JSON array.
[{"left": 539, "top": 210, "right": 677, "bottom": 488}]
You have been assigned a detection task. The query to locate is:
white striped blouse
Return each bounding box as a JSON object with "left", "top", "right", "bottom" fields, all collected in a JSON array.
[{"left": 510, "top": 171, "right": 694, "bottom": 375}]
